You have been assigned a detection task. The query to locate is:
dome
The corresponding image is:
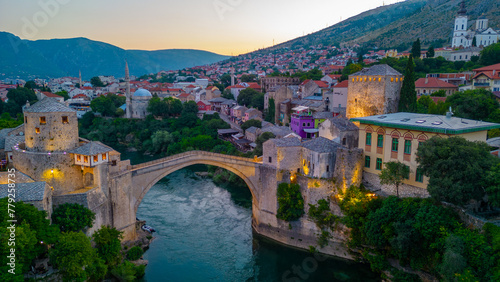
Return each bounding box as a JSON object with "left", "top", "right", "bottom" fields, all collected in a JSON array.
[{"left": 133, "top": 88, "right": 152, "bottom": 97}]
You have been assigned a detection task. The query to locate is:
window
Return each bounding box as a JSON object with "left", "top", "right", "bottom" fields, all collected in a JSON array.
[
  {"left": 342, "top": 138, "right": 346, "bottom": 146},
  {"left": 84, "top": 156, "right": 88, "bottom": 163},
  {"left": 102, "top": 154, "right": 107, "bottom": 160},
  {"left": 376, "top": 158, "right": 382, "bottom": 170},
  {"left": 62, "top": 116, "right": 68, "bottom": 124},
  {"left": 326, "top": 165, "right": 329, "bottom": 172},
  {"left": 404, "top": 140, "right": 411, "bottom": 154},
  {"left": 35, "top": 127, "right": 40, "bottom": 134},
  {"left": 93, "top": 155, "right": 98, "bottom": 162},
  {"left": 268, "top": 156, "right": 272, "bottom": 163},
  {"left": 391, "top": 138, "right": 399, "bottom": 152},
  {"left": 303, "top": 123, "right": 305, "bottom": 126},
  {"left": 365, "top": 156, "right": 371, "bottom": 168},
  {"left": 77, "top": 155, "right": 81, "bottom": 162},
  {"left": 40, "top": 116, "right": 46, "bottom": 124},
  {"left": 377, "top": 134, "right": 383, "bottom": 147},
  {"left": 366, "top": 133, "right": 372, "bottom": 145},
  {"left": 416, "top": 168, "right": 424, "bottom": 183},
  {"left": 24, "top": 116, "right": 27, "bottom": 123}
]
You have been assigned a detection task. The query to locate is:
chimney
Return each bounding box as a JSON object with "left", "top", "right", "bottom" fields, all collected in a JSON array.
[
  {"left": 425, "top": 77, "right": 428, "bottom": 84},
  {"left": 446, "top": 106, "right": 453, "bottom": 119}
]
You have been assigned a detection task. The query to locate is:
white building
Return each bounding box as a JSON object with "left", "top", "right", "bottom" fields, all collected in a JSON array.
[{"left": 451, "top": 1, "right": 499, "bottom": 48}]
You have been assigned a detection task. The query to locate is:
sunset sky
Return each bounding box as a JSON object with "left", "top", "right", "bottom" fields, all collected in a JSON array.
[{"left": 0, "top": 0, "right": 405, "bottom": 55}]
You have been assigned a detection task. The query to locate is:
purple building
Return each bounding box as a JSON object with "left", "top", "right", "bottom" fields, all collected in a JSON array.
[{"left": 290, "top": 106, "right": 317, "bottom": 139}]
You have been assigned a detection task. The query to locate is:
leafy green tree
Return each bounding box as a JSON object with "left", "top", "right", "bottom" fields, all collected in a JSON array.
[
  {"left": 24, "top": 80, "right": 38, "bottom": 89},
  {"left": 398, "top": 55, "right": 417, "bottom": 112},
  {"left": 265, "top": 98, "right": 275, "bottom": 123},
  {"left": 4, "top": 87, "right": 37, "bottom": 116},
  {"left": 111, "top": 261, "right": 145, "bottom": 281},
  {"left": 52, "top": 203, "right": 96, "bottom": 232},
  {"left": 411, "top": 38, "right": 421, "bottom": 59},
  {"left": 277, "top": 183, "right": 305, "bottom": 221},
  {"left": 92, "top": 226, "right": 123, "bottom": 266},
  {"left": 479, "top": 42, "right": 500, "bottom": 65},
  {"left": 430, "top": 89, "right": 446, "bottom": 97},
  {"left": 416, "top": 136, "right": 499, "bottom": 206},
  {"left": 126, "top": 246, "right": 144, "bottom": 261},
  {"left": 250, "top": 92, "right": 265, "bottom": 111},
  {"left": 55, "top": 90, "right": 70, "bottom": 101},
  {"left": 86, "top": 257, "right": 107, "bottom": 282},
  {"left": 90, "top": 76, "right": 105, "bottom": 87},
  {"left": 221, "top": 89, "right": 234, "bottom": 99},
  {"left": 426, "top": 46, "right": 435, "bottom": 58},
  {"left": 241, "top": 119, "right": 261, "bottom": 132},
  {"left": 446, "top": 89, "right": 500, "bottom": 122},
  {"left": 237, "top": 88, "right": 262, "bottom": 107},
  {"left": 182, "top": 100, "right": 199, "bottom": 115},
  {"left": 240, "top": 74, "right": 258, "bottom": 82},
  {"left": 440, "top": 235, "right": 467, "bottom": 281},
  {"left": 379, "top": 161, "right": 410, "bottom": 197},
  {"left": 90, "top": 95, "right": 116, "bottom": 117},
  {"left": 416, "top": 95, "right": 434, "bottom": 113},
  {"left": 50, "top": 231, "right": 97, "bottom": 281},
  {"left": 151, "top": 130, "right": 173, "bottom": 153},
  {"left": 220, "top": 73, "right": 232, "bottom": 88},
  {"left": 487, "top": 163, "right": 500, "bottom": 207}
]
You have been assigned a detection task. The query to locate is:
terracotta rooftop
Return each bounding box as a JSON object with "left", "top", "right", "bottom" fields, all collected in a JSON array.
[{"left": 415, "top": 77, "right": 458, "bottom": 88}]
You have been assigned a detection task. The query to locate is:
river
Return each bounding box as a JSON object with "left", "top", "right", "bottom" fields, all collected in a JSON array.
[{"left": 135, "top": 164, "right": 379, "bottom": 282}]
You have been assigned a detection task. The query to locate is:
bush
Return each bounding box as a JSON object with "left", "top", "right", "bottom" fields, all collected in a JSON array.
[
  {"left": 127, "top": 246, "right": 144, "bottom": 261},
  {"left": 276, "top": 183, "right": 304, "bottom": 221},
  {"left": 52, "top": 203, "right": 95, "bottom": 232}
]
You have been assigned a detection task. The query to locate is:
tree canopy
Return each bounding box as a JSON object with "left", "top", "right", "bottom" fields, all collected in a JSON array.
[
  {"left": 379, "top": 161, "right": 410, "bottom": 197},
  {"left": 237, "top": 88, "right": 264, "bottom": 110},
  {"left": 479, "top": 42, "right": 500, "bottom": 66},
  {"left": 90, "top": 76, "right": 105, "bottom": 87},
  {"left": 411, "top": 38, "right": 421, "bottom": 59},
  {"left": 241, "top": 119, "right": 261, "bottom": 132},
  {"left": 277, "top": 183, "right": 305, "bottom": 221},
  {"left": 398, "top": 55, "right": 417, "bottom": 112},
  {"left": 52, "top": 203, "right": 96, "bottom": 232},
  {"left": 446, "top": 89, "right": 500, "bottom": 122},
  {"left": 416, "top": 136, "right": 499, "bottom": 206},
  {"left": 90, "top": 94, "right": 125, "bottom": 117}
]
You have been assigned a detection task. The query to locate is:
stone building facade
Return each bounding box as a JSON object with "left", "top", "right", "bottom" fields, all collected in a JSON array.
[
  {"left": 260, "top": 76, "right": 300, "bottom": 93},
  {"left": 318, "top": 117, "right": 359, "bottom": 149},
  {"left": 346, "top": 64, "right": 403, "bottom": 119}
]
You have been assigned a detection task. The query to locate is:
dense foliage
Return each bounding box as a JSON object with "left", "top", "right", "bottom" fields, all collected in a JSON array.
[
  {"left": 308, "top": 199, "right": 339, "bottom": 247},
  {"left": 338, "top": 186, "right": 500, "bottom": 280},
  {"left": 276, "top": 183, "right": 305, "bottom": 221},
  {"left": 126, "top": 246, "right": 144, "bottom": 261},
  {"left": 90, "top": 93, "right": 126, "bottom": 117},
  {"left": 0, "top": 199, "right": 59, "bottom": 281},
  {"left": 147, "top": 97, "right": 183, "bottom": 118},
  {"left": 398, "top": 55, "right": 417, "bottom": 112},
  {"left": 1, "top": 87, "right": 38, "bottom": 117},
  {"left": 80, "top": 109, "right": 238, "bottom": 156},
  {"left": 265, "top": 98, "right": 276, "bottom": 123},
  {"left": 236, "top": 88, "right": 264, "bottom": 111},
  {"left": 92, "top": 226, "right": 123, "bottom": 266},
  {"left": 51, "top": 203, "right": 96, "bottom": 232},
  {"left": 241, "top": 119, "right": 261, "bottom": 132},
  {"left": 416, "top": 137, "right": 500, "bottom": 207}
]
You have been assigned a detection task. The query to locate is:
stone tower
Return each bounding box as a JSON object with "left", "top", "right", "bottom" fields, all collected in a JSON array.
[
  {"left": 15, "top": 98, "right": 83, "bottom": 195},
  {"left": 346, "top": 64, "right": 403, "bottom": 119},
  {"left": 125, "top": 61, "right": 132, "bottom": 119},
  {"left": 452, "top": 0, "right": 469, "bottom": 48},
  {"left": 24, "top": 98, "right": 79, "bottom": 152}
]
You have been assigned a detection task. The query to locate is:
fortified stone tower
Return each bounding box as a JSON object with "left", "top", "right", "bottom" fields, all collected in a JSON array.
[
  {"left": 14, "top": 98, "right": 83, "bottom": 195},
  {"left": 346, "top": 64, "right": 403, "bottom": 119},
  {"left": 24, "top": 97, "right": 79, "bottom": 152}
]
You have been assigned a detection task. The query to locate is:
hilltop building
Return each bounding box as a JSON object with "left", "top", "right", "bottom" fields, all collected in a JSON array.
[
  {"left": 346, "top": 64, "right": 403, "bottom": 119},
  {"left": 125, "top": 63, "right": 152, "bottom": 119},
  {"left": 451, "top": 0, "right": 499, "bottom": 48}
]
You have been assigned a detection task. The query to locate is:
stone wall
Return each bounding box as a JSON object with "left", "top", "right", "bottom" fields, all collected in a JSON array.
[
  {"left": 24, "top": 111, "right": 79, "bottom": 152},
  {"left": 363, "top": 171, "right": 430, "bottom": 198},
  {"left": 12, "top": 150, "right": 84, "bottom": 195},
  {"left": 333, "top": 147, "right": 364, "bottom": 189},
  {"left": 346, "top": 75, "right": 403, "bottom": 119}
]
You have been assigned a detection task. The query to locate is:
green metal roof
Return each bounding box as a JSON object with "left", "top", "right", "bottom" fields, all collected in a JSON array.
[{"left": 350, "top": 112, "right": 500, "bottom": 135}]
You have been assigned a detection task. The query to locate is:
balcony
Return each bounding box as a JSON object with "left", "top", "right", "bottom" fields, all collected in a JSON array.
[{"left": 474, "top": 82, "right": 490, "bottom": 87}]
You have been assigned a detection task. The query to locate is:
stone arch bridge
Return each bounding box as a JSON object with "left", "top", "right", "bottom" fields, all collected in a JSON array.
[{"left": 106, "top": 151, "right": 278, "bottom": 240}]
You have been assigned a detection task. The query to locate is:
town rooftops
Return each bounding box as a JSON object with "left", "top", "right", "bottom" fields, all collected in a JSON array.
[
  {"left": 25, "top": 97, "right": 76, "bottom": 113},
  {"left": 0, "top": 182, "right": 47, "bottom": 202},
  {"left": 208, "top": 97, "right": 228, "bottom": 103},
  {"left": 0, "top": 128, "right": 15, "bottom": 150},
  {"left": 350, "top": 64, "right": 401, "bottom": 76},
  {"left": 415, "top": 77, "right": 458, "bottom": 88},
  {"left": 350, "top": 112, "right": 500, "bottom": 134},
  {"left": 302, "top": 137, "right": 340, "bottom": 153},
  {"left": 245, "top": 126, "right": 259, "bottom": 134},
  {"left": 313, "top": 112, "right": 334, "bottom": 120},
  {"left": 5, "top": 136, "right": 25, "bottom": 152},
  {"left": 69, "top": 141, "right": 114, "bottom": 155},
  {"left": 333, "top": 80, "right": 348, "bottom": 88}
]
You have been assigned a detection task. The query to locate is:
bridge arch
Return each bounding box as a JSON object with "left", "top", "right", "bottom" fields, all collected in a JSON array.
[{"left": 129, "top": 151, "right": 262, "bottom": 215}]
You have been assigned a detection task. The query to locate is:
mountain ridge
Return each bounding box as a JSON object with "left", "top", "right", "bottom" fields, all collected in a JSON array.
[{"left": 0, "top": 32, "right": 229, "bottom": 80}]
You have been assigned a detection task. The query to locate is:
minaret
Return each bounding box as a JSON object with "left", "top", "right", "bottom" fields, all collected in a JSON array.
[
  {"left": 79, "top": 70, "right": 82, "bottom": 88},
  {"left": 125, "top": 61, "right": 132, "bottom": 118}
]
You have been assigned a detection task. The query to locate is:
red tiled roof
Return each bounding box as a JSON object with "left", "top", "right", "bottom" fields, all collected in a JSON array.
[
  {"left": 415, "top": 77, "right": 458, "bottom": 89},
  {"left": 314, "top": 80, "right": 329, "bottom": 88},
  {"left": 333, "top": 80, "right": 348, "bottom": 88},
  {"left": 473, "top": 63, "right": 500, "bottom": 72},
  {"left": 419, "top": 96, "right": 447, "bottom": 103},
  {"left": 42, "top": 92, "right": 62, "bottom": 98},
  {"left": 327, "top": 74, "right": 341, "bottom": 79},
  {"left": 73, "top": 94, "right": 88, "bottom": 99}
]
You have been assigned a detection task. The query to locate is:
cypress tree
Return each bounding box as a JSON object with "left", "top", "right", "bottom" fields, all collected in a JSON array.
[
  {"left": 411, "top": 38, "right": 421, "bottom": 59},
  {"left": 399, "top": 55, "right": 417, "bottom": 113},
  {"left": 426, "top": 46, "right": 435, "bottom": 58}
]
